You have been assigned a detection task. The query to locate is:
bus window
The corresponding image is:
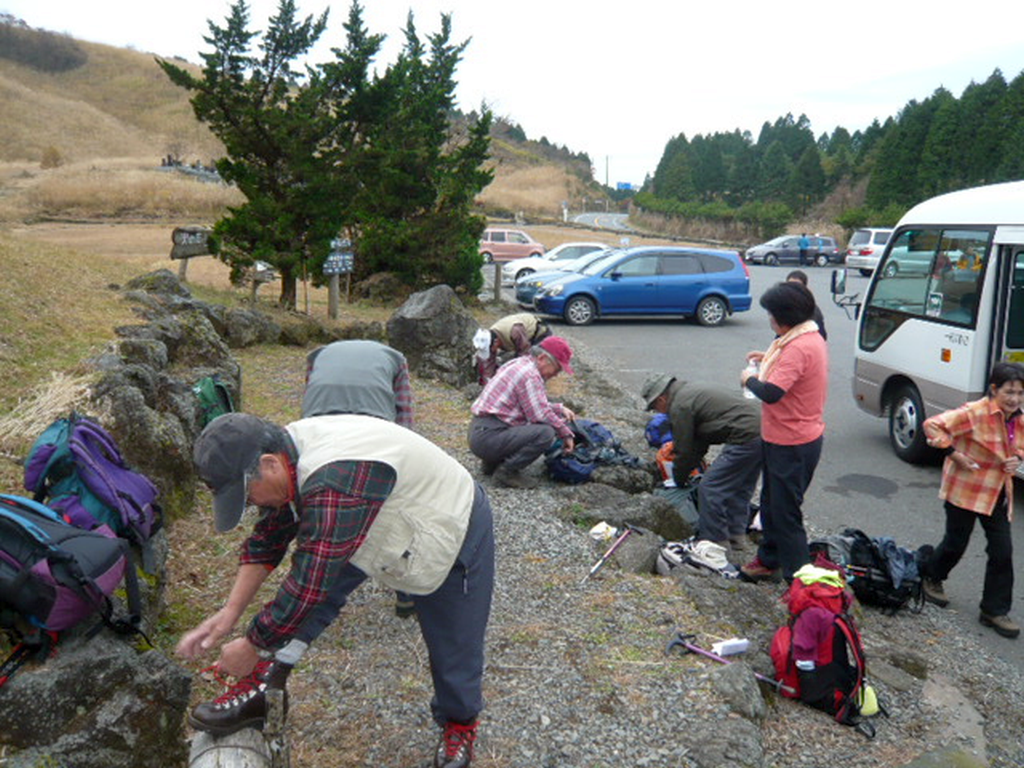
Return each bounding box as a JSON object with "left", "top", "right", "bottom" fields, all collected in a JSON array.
[
  {"left": 924, "top": 230, "right": 990, "bottom": 325},
  {"left": 861, "top": 228, "right": 991, "bottom": 350},
  {"left": 1007, "top": 251, "right": 1024, "bottom": 352}
]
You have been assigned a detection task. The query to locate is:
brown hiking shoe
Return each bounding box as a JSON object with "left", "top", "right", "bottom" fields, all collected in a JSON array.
[
  {"left": 922, "top": 578, "right": 950, "bottom": 608},
  {"left": 492, "top": 465, "right": 538, "bottom": 489},
  {"left": 979, "top": 613, "right": 1020, "bottom": 639},
  {"left": 739, "top": 555, "right": 781, "bottom": 583}
]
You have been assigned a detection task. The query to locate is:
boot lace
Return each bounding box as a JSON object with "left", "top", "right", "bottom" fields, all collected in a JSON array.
[
  {"left": 440, "top": 720, "right": 477, "bottom": 759},
  {"left": 201, "top": 659, "right": 273, "bottom": 706}
]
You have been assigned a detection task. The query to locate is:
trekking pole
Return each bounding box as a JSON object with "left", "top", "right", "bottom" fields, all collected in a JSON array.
[
  {"left": 582, "top": 524, "right": 642, "bottom": 584},
  {"left": 665, "top": 630, "right": 797, "bottom": 696}
]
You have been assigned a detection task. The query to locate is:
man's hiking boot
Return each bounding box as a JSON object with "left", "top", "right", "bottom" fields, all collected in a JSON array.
[
  {"left": 479, "top": 460, "right": 497, "bottom": 477},
  {"left": 739, "top": 555, "right": 781, "bottom": 583},
  {"left": 434, "top": 719, "right": 477, "bottom": 768},
  {"left": 922, "top": 578, "right": 950, "bottom": 608},
  {"left": 979, "top": 612, "right": 1021, "bottom": 639},
  {"left": 492, "top": 465, "right": 537, "bottom": 489},
  {"left": 188, "top": 659, "right": 292, "bottom": 735}
]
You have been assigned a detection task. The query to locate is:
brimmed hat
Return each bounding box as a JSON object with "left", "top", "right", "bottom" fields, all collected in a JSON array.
[
  {"left": 538, "top": 336, "right": 574, "bottom": 375},
  {"left": 193, "top": 413, "right": 279, "bottom": 532},
  {"left": 640, "top": 373, "right": 675, "bottom": 410}
]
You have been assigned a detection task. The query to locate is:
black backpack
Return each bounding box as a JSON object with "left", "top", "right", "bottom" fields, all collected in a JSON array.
[{"left": 810, "top": 529, "right": 924, "bottom": 614}]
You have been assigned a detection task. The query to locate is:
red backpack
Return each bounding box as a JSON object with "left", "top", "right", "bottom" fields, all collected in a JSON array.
[{"left": 770, "top": 564, "right": 871, "bottom": 733}]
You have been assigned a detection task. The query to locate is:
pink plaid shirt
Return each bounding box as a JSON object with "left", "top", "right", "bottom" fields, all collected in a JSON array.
[
  {"left": 924, "top": 397, "right": 1024, "bottom": 518},
  {"left": 471, "top": 356, "right": 572, "bottom": 439}
]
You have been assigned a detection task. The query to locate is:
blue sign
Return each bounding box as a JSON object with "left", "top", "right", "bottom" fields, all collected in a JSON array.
[
  {"left": 324, "top": 238, "right": 354, "bottom": 275},
  {"left": 616, "top": 182, "right": 634, "bottom": 191}
]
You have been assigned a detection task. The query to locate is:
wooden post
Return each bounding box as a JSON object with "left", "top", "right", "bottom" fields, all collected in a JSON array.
[
  {"left": 188, "top": 729, "right": 271, "bottom": 768},
  {"left": 492, "top": 261, "right": 502, "bottom": 302},
  {"left": 328, "top": 273, "right": 340, "bottom": 319}
]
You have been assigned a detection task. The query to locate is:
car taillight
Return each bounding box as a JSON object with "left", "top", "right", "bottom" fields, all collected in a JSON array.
[
  {"left": 740, "top": 258, "right": 750, "bottom": 278},
  {"left": 859, "top": 248, "right": 874, "bottom": 256}
]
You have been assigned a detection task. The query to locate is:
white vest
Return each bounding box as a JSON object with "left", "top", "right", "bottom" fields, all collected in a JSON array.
[{"left": 286, "top": 415, "right": 475, "bottom": 594}]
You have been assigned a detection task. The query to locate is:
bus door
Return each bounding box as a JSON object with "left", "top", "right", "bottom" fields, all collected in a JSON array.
[{"left": 993, "top": 245, "right": 1024, "bottom": 366}]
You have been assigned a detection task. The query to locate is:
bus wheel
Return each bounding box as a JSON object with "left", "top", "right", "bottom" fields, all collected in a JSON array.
[{"left": 888, "top": 384, "right": 931, "bottom": 464}]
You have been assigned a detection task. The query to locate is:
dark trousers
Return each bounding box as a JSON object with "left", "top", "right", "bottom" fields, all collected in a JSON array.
[
  {"left": 756, "top": 436, "right": 823, "bottom": 580},
  {"left": 468, "top": 414, "right": 555, "bottom": 471},
  {"left": 697, "top": 438, "right": 763, "bottom": 542},
  {"left": 927, "top": 498, "right": 1013, "bottom": 617},
  {"left": 296, "top": 483, "right": 495, "bottom": 724}
]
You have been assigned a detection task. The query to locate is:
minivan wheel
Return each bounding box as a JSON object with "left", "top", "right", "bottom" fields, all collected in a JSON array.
[
  {"left": 888, "top": 384, "right": 933, "bottom": 464},
  {"left": 695, "top": 296, "right": 727, "bottom": 327},
  {"left": 859, "top": 268, "right": 873, "bottom": 277},
  {"left": 882, "top": 261, "right": 899, "bottom": 278},
  {"left": 481, "top": 252, "right": 493, "bottom": 264},
  {"left": 764, "top": 253, "right": 779, "bottom": 266},
  {"left": 515, "top": 268, "right": 535, "bottom": 281},
  {"left": 564, "top": 296, "right": 596, "bottom": 326},
  {"left": 815, "top": 254, "right": 829, "bottom": 267}
]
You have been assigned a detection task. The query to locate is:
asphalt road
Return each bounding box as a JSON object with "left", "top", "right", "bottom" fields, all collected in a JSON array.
[{"left": 512, "top": 264, "right": 1024, "bottom": 670}]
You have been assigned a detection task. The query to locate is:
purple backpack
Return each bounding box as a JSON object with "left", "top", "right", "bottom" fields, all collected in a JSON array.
[
  {"left": 23, "top": 414, "right": 161, "bottom": 546},
  {"left": 0, "top": 494, "right": 139, "bottom": 633}
]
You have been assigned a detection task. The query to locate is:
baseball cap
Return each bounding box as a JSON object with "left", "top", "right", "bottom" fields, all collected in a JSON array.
[
  {"left": 193, "top": 413, "right": 279, "bottom": 532},
  {"left": 538, "top": 336, "right": 574, "bottom": 375},
  {"left": 640, "top": 373, "right": 675, "bottom": 410}
]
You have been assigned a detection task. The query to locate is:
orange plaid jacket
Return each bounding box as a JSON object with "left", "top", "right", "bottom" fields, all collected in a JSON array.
[{"left": 923, "top": 397, "right": 1024, "bottom": 518}]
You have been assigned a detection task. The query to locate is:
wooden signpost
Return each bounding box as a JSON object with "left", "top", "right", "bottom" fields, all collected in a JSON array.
[
  {"left": 169, "top": 226, "right": 214, "bottom": 281},
  {"left": 323, "top": 238, "right": 355, "bottom": 320}
]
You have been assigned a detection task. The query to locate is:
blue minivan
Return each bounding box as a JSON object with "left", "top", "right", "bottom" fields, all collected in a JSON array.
[{"left": 532, "top": 245, "right": 752, "bottom": 326}]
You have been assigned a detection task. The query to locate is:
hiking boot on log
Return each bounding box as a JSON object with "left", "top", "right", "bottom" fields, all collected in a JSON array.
[{"left": 189, "top": 659, "right": 292, "bottom": 735}]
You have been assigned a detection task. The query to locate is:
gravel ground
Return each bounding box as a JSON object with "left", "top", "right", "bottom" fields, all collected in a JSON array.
[{"left": 176, "top": 334, "right": 1024, "bottom": 768}]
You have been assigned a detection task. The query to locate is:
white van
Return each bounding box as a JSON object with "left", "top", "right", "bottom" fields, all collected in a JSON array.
[
  {"left": 833, "top": 181, "right": 1024, "bottom": 463},
  {"left": 844, "top": 227, "right": 893, "bottom": 275}
]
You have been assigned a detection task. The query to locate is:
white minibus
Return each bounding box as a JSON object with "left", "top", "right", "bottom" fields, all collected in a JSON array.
[{"left": 832, "top": 180, "right": 1024, "bottom": 463}]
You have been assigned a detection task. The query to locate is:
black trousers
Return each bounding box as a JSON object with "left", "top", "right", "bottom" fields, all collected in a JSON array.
[
  {"left": 756, "top": 436, "right": 823, "bottom": 580},
  {"left": 927, "top": 497, "right": 1013, "bottom": 617}
]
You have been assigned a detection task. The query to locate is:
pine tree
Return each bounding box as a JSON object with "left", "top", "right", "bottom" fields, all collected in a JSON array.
[{"left": 159, "top": 0, "right": 492, "bottom": 307}]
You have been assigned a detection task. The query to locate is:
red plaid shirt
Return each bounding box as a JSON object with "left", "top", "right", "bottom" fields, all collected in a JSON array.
[
  {"left": 240, "top": 458, "right": 395, "bottom": 651},
  {"left": 923, "top": 397, "right": 1024, "bottom": 518},
  {"left": 471, "top": 355, "right": 572, "bottom": 440}
]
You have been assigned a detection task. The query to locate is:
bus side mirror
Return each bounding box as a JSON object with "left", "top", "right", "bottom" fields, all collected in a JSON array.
[{"left": 831, "top": 268, "right": 847, "bottom": 296}]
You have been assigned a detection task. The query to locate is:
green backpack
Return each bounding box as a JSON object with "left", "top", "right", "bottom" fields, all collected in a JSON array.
[{"left": 192, "top": 376, "right": 235, "bottom": 428}]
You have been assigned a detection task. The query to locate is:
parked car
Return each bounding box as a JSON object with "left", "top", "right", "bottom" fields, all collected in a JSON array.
[
  {"left": 501, "top": 241, "right": 608, "bottom": 284},
  {"left": 845, "top": 227, "right": 894, "bottom": 275},
  {"left": 515, "top": 248, "right": 619, "bottom": 307},
  {"left": 479, "top": 228, "right": 545, "bottom": 263},
  {"left": 744, "top": 235, "right": 842, "bottom": 267},
  {"left": 533, "top": 246, "right": 752, "bottom": 326}
]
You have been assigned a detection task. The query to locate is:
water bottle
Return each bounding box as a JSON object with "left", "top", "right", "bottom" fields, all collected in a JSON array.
[{"left": 743, "top": 360, "right": 759, "bottom": 399}]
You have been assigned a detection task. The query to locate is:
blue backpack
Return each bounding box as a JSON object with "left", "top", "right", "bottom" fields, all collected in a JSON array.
[
  {"left": 644, "top": 413, "right": 673, "bottom": 448},
  {"left": 546, "top": 419, "right": 641, "bottom": 484},
  {"left": 23, "top": 414, "right": 161, "bottom": 548}
]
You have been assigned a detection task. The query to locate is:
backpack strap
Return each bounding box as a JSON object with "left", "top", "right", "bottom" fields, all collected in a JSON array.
[{"left": 832, "top": 613, "right": 874, "bottom": 737}]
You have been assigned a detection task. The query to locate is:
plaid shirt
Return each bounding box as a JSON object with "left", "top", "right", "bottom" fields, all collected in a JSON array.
[
  {"left": 924, "top": 397, "right": 1024, "bottom": 518},
  {"left": 471, "top": 355, "right": 572, "bottom": 440},
  {"left": 240, "top": 457, "right": 396, "bottom": 651}
]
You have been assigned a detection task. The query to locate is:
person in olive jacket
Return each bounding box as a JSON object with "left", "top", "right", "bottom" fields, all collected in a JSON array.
[{"left": 642, "top": 373, "right": 762, "bottom": 548}]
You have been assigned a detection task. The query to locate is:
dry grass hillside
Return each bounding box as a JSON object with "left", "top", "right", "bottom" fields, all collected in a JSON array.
[{"left": 0, "top": 23, "right": 600, "bottom": 224}]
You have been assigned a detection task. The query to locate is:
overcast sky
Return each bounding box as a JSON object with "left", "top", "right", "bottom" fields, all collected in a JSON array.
[{"left": 6, "top": 1, "right": 1024, "bottom": 185}]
